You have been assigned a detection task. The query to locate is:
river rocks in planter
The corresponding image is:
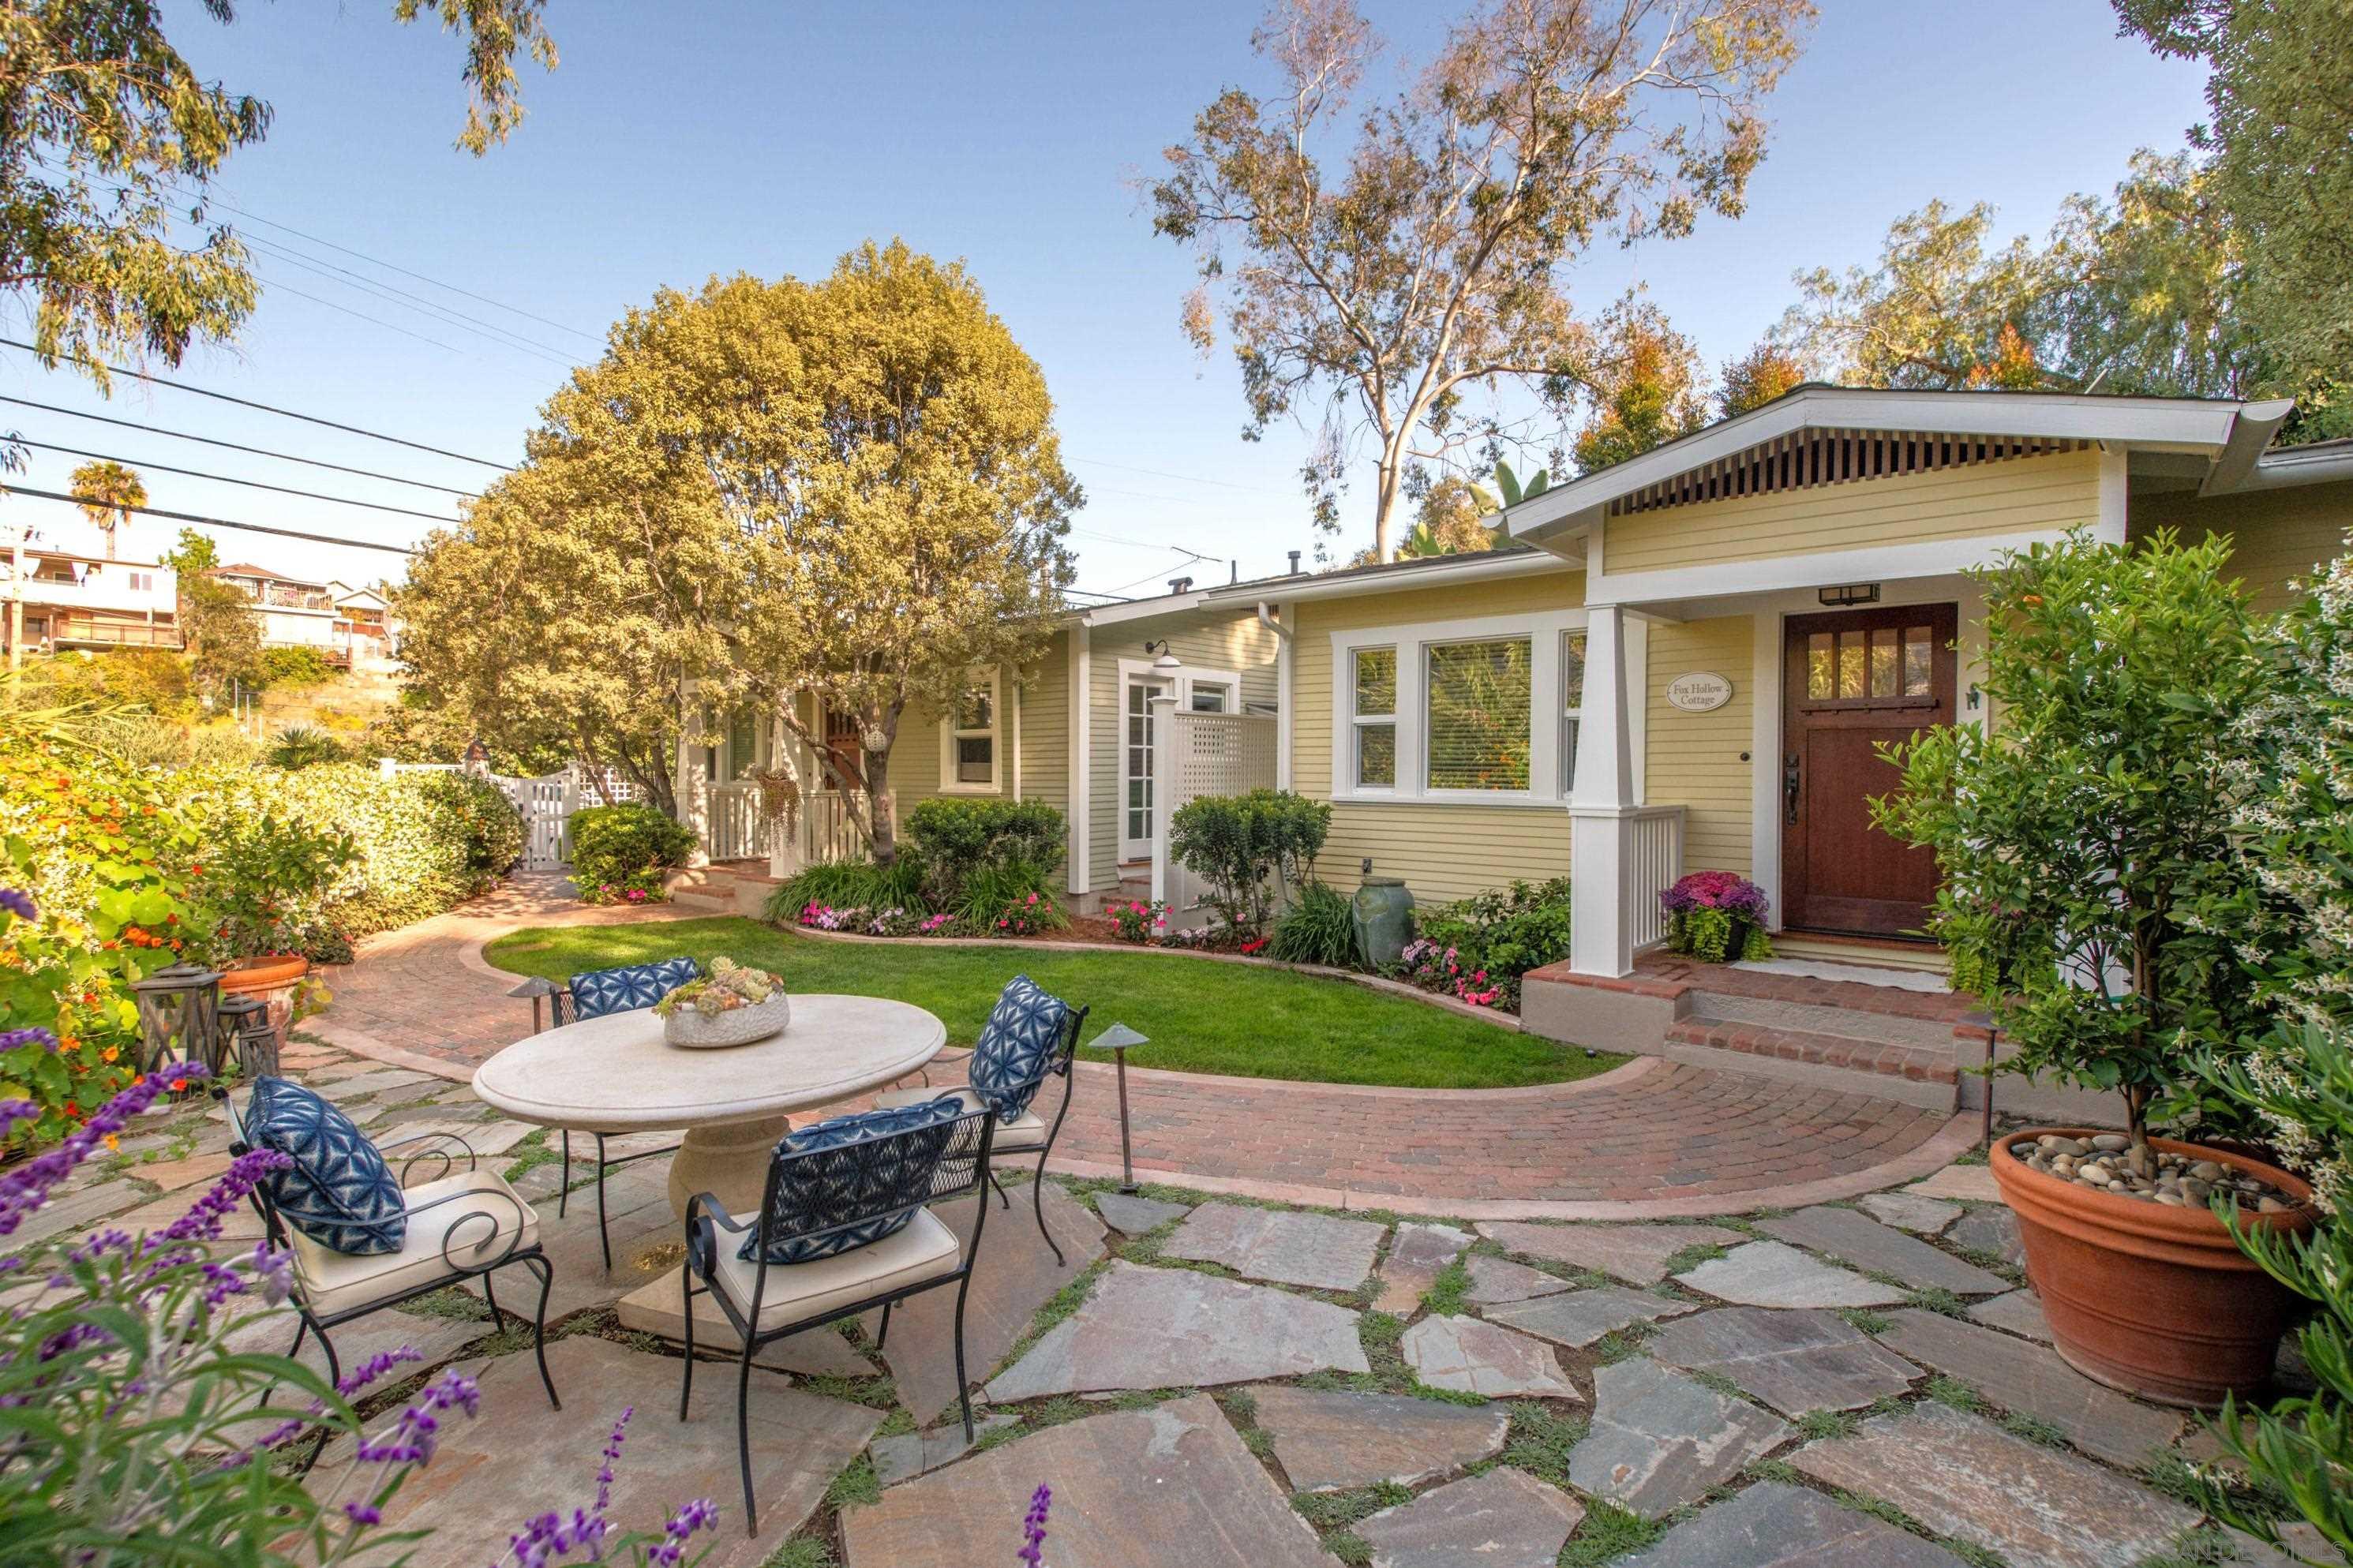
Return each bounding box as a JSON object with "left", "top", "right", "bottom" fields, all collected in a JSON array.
[{"left": 2010, "top": 1136, "right": 2294, "bottom": 1209}]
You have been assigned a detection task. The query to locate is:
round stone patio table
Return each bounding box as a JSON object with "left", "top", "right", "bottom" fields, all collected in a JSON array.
[{"left": 470, "top": 994, "right": 946, "bottom": 1218}]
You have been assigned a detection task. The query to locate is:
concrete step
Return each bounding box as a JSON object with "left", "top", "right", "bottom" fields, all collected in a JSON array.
[
  {"left": 1684, "top": 989, "right": 1961, "bottom": 1051},
  {"left": 1665, "top": 1017, "right": 1959, "bottom": 1087}
]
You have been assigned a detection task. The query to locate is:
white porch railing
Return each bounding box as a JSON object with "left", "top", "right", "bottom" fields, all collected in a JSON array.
[
  {"left": 706, "top": 781, "right": 768, "bottom": 863},
  {"left": 1149, "top": 708, "right": 1280, "bottom": 931},
  {"left": 691, "top": 780, "right": 867, "bottom": 869},
  {"left": 1625, "top": 804, "right": 1686, "bottom": 952}
]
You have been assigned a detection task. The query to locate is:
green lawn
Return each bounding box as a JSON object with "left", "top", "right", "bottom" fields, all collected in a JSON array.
[{"left": 482, "top": 917, "right": 1624, "bottom": 1091}]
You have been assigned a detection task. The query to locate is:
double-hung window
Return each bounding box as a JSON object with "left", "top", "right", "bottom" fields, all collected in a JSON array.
[
  {"left": 942, "top": 674, "right": 999, "bottom": 791},
  {"left": 1560, "top": 631, "right": 1587, "bottom": 794},
  {"left": 1351, "top": 647, "right": 1397, "bottom": 790}
]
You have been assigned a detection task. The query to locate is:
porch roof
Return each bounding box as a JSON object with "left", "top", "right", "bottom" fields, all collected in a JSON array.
[{"left": 1501, "top": 385, "right": 2295, "bottom": 547}]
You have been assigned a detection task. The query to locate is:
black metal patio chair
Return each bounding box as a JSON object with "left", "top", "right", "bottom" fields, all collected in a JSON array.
[
  {"left": 223, "top": 1086, "right": 560, "bottom": 1412},
  {"left": 875, "top": 990, "right": 1089, "bottom": 1266},
  {"left": 678, "top": 1103, "right": 997, "bottom": 1533},
  {"left": 508, "top": 956, "right": 696, "bottom": 1269}
]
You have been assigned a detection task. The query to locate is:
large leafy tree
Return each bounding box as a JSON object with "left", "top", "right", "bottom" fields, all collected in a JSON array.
[
  {"left": 1716, "top": 339, "right": 1807, "bottom": 416},
  {"left": 409, "top": 241, "right": 1081, "bottom": 864},
  {"left": 0, "top": 0, "right": 556, "bottom": 393},
  {"left": 66, "top": 458, "right": 141, "bottom": 559},
  {"left": 1571, "top": 303, "right": 1709, "bottom": 474},
  {"left": 2115, "top": 0, "right": 2353, "bottom": 433},
  {"left": 1150, "top": 0, "right": 1813, "bottom": 563}
]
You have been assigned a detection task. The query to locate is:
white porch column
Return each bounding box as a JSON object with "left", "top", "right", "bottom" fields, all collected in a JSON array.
[
  {"left": 1568, "top": 605, "right": 1640, "bottom": 976},
  {"left": 1147, "top": 694, "right": 1178, "bottom": 908},
  {"left": 766, "top": 707, "right": 800, "bottom": 880}
]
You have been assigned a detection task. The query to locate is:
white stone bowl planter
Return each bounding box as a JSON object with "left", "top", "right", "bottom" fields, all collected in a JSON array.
[{"left": 662, "top": 993, "right": 792, "bottom": 1050}]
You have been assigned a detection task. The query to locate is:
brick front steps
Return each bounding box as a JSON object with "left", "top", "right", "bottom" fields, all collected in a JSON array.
[{"left": 1524, "top": 949, "right": 2119, "bottom": 1127}]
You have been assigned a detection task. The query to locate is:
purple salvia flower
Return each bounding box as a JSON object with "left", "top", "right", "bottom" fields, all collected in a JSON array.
[
  {"left": 0, "top": 1070, "right": 196, "bottom": 1237},
  {"left": 251, "top": 1239, "right": 294, "bottom": 1305},
  {"left": 0, "top": 1027, "right": 58, "bottom": 1055},
  {"left": 1017, "top": 1482, "right": 1051, "bottom": 1566},
  {"left": 646, "top": 1499, "right": 720, "bottom": 1567},
  {"left": 0, "top": 888, "right": 33, "bottom": 920},
  {"left": 356, "top": 1368, "right": 480, "bottom": 1465},
  {"left": 0, "top": 1099, "right": 39, "bottom": 1139},
  {"left": 339, "top": 1345, "right": 425, "bottom": 1398},
  {"left": 223, "top": 1349, "right": 425, "bottom": 1473},
  {"left": 344, "top": 1502, "right": 382, "bottom": 1527},
  {"left": 595, "top": 1407, "right": 632, "bottom": 1517}
]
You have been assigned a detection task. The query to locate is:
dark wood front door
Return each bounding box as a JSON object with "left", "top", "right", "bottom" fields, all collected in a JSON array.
[{"left": 1781, "top": 604, "right": 1958, "bottom": 937}]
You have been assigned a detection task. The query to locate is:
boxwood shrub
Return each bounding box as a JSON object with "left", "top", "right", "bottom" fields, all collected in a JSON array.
[{"left": 569, "top": 803, "right": 697, "bottom": 904}]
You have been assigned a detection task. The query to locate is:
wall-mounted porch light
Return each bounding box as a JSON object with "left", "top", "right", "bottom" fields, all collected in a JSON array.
[
  {"left": 1143, "top": 639, "right": 1182, "bottom": 672},
  {"left": 1818, "top": 583, "right": 1882, "bottom": 608}
]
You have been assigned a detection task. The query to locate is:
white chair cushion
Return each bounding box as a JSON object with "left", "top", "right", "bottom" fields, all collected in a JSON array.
[
  {"left": 289, "top": 1169, "right": 539, "bottom": 1319},
  {"left": 707, "top": 1205, "right": 960, "bottom": 1331},
  {"left": 871, "top": 1086, "right": 1047, "bottom": 1154}
]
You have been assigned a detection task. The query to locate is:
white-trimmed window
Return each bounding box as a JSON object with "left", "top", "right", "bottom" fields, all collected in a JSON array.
[
  {"left": 1560, "top": 631, "right": 1587, "bottom": 795},
  {"left": 1351, "top": 646, "right": 1397, "bottom": 790},
  {"left": 941, "top": 674, "right": 999, "bottom": 792},
  {"left": 1188, "top": 680, "right": 1233, "bottom": 713},
  {"left": 1426, "top": 638, "right": 1532, "bottom": 791},
  {"left": 1329, "top": 606, "right": 1596, "bottom": 806}
]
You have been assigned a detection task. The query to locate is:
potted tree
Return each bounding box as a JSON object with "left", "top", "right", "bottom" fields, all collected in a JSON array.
[
  {"left": 1875, "top": 530, "right": 2313, "bottom": 1408},
  {"left": 204, "top": 810, "right": 355, "bottom": 1037}
]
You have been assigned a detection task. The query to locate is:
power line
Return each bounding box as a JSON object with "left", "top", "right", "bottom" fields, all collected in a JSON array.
[
  {"left": 0, "top": 396, "right": 478, "bottom": 497},
  {"left": 0, "top": 339, "right": 516, "bottom": 471},
  {"left": 1068, "top": 455, "right": 1286, "bottom": 496},
  {"left": 254, "top": 274, "right": 472, "bottom": 356},
  {"left": 247, "top": 235, "right": 582, "bottom": 367},
  {"left": 178, "top": 186, "right": 604, "bottom": 344},
  {"left": 2, "top": 486, "right": 418, "bottom": 556},
  {"left": 9, "top": 440, "right": 462, "bottom": 524}
]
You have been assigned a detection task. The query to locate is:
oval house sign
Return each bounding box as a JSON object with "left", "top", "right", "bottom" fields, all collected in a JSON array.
[{"left": 1667, "top": 672, "right": 1733, "bottom": 713}]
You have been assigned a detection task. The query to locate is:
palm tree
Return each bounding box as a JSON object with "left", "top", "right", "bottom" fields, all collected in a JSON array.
[{"left": 68, "top": 461, "right": 146, "bottom": 560}]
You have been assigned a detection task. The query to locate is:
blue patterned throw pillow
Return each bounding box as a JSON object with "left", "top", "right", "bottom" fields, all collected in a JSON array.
[
  {"left": 966, "top": 975, "right": 1070, "bottom": 1120},
  {"left": 739, "top": 1098, "right": 965, "bottom": 1265},
  {"left": 243, "top": 1076, "right": 407, "bottom": 1256},
  {"left": 570, "top": 956, "right": 699, "bottom": 1019}
]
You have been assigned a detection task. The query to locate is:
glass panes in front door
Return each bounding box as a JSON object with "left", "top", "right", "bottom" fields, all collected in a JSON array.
[
  {"left": 1124, "top": 676, "right": 1171, "bottom": 854},
  {"left": 1804, "top": 622, "right": 1937, "bottom": 704}
]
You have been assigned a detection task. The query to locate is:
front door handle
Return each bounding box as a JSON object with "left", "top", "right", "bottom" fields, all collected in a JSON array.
[{"left": 1784, "top": 752, "right": 1802, "bottom": 824}]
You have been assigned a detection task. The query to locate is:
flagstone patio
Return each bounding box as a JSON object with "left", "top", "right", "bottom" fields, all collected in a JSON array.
[{"left": 9, "top": 958, "right": 2330, "bottom": 1566}]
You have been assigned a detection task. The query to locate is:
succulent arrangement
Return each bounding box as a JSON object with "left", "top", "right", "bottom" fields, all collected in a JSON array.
[{"left": 653, "top": 956, "right": 782, "bottom": 1018}]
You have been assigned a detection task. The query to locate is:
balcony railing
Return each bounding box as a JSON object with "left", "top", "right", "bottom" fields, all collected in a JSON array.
[{"left": 39, "top": 616, "right": 183, "bottom": 650}]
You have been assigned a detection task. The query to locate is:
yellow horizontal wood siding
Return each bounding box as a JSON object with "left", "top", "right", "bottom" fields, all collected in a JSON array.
[
  {"left": 1291, "top": 566, "right": 1587, "bottom": 904},
  {"left": 1606, "top": 448, "right": 2103, "bottom": 574},
  {"left": 1643, "top": 616, "right": 1754, "bottom": 876},
  {"left": 1083, "top": 606, "right": 1282, "bottom": 894},
  {"left": 2134, "top": 479, "right": 2353, "bottom": 616},
  {"left": 1019, "top": 631, "right": 1070, "bottom": 817}
]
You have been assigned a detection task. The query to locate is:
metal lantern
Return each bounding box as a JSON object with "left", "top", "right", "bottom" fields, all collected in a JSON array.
[
  {"left": 1088, "top": 1023, "right": 1151, "bottom": 1193},
  {"left": 215, "top": 993, "right": 280, "bottom": 1079},
  {"left": 129, "top": 962, "right": 223, "bottom": 1081}
]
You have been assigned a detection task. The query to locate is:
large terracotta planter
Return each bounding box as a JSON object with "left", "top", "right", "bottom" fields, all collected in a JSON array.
[
  {"left": 1992, "top": 1128, "right": 2316, "bottom": 1408},
  {"left": 219, "top": 954, "right": 312, "bottom": 1057}
]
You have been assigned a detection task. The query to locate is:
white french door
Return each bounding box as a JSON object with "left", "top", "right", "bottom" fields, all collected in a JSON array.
[{"left": 1121, "top": 673, "right": 1172, "bottom": 860}]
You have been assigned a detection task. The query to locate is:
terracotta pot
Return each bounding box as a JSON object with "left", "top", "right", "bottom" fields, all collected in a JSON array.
[
  {"left": 219, "top": 954, "right": 312, "bottom": 1057},
  {"left": 1992, "top": 1128, "right": 2316, "bottom": 1408}
]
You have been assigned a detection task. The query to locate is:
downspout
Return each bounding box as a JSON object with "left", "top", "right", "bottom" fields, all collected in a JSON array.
[
  {"left": 1255, "top": 602, "right": 1291, "bottom": 644},
  {"left": 1259, "top": 602, "right": 1293, "bottom": 791}
]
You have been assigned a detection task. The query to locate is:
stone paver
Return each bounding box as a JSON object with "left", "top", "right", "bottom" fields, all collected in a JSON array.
[
  {"left": 1617, "top": 1480, "right": 1972, "bottom": 1567},
  {"left": 1568, "top": 1357, "right": 1789, "bottom": 1516},
  {"left": 1649, "top": 1308, "right": 1921, "bottom": 1416},
  {"left": 610, "top": 1273, "right": 880, "bottom": 1379},
  {"left": 133, "top": 1150, "right": 237, "bottom": 1192},
  {"left": 1250, "top": 1386, "right": 1508, "bottom": 1491},
  {"left": 4, "top": 1178, "right": 144, "bottom": 1251},
  {"left": 985, "top": 1261, "right": 1366, "bottom": 1401},
  {"left": 1859, "top": 1191, "right": 1962, "bottom": 1234},
  {"left": 1947, "top": 1205, "right": 2025, "bottom": 1265},
  {"left": 1399, "top": 1315, "right": 1578, "bottom": 1399},
  {"left": 1872, "top": 1309, "right": 2183, "bottom": 1467},
  {"left": 870, "top": 1414, "right": 1018, "bottom": 1487},
  {"left": 1354, "top": 1467, "right": 1584, "bottom": 1568},
  {"left": 1161, "top": 1202, "right": 1384, "bottom": 1293},
  {"left": 1909, "top": 1164, "right": 2003, "bottom": 1203},
  {"left": 1374, "top": 1222, "right": 1472, "bottom": 1313},
  {"left": 1463, "top": 1254, "right": 1574, "bottom": 1305},
  {"left": 1790, "top": 1402, "right": 2201, "bottom": 1568},
  {"left": 1484, "top": 1286, "right": 1703, "bottom": 1349},
  {"left": 1673, "top": 1241, "right": 1909, "bottom": 1308},
  {"left": 1757, "top": 1206, "right": 2009, "bottom": 1295},
  {"left": 1476, "top": 1222, "right": 1745, "bottom": 1285},
  {"left": 300, "top": 1067, "right": 440, "bottom": 1102},
  {"left": 320, "top": 1335, "right": 879, "bottom": 1567},
  {"left": 221, "top": 1301, "right": 487, "bottom": 1387},
  {"left": 869, "top": 1182, "right": 1107, "bottom": 1423},
  {"left": 844, "top": 1394, "right": 1328, "bottom": 1568},
  {"left": 1092, "top": 1192, "right": 1188, "bottom": 1235},
  {"left": 1969, "top": 1289, "right": 2055, "bottom": 1343}
]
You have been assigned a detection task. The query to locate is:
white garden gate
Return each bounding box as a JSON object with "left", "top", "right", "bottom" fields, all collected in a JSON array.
[{"left": 1148, "top": 708, "right": 1279, "bottom": 932}]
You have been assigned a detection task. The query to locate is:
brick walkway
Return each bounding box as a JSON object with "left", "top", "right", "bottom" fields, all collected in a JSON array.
[{"left": 314, "top": 876, "right": 1972, "bottom": 1218}]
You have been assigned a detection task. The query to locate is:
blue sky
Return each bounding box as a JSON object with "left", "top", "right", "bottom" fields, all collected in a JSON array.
[{"left": 2, "top": 1, "right": 2209, "bottom": 595}]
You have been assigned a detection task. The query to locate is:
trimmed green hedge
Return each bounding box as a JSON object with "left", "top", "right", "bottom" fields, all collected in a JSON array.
[{"left": 570, "top": 803, "right": 697, "bottom": 903}]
